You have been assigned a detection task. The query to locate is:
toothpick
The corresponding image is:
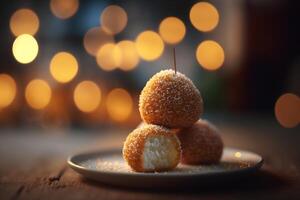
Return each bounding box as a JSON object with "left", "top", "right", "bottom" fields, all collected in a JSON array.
[{"left": 173, "top": 47, "right": 177, "bottom": 74}]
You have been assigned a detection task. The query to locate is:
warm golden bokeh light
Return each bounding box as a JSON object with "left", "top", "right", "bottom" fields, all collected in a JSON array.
[
  {"left": 190, "top": 2, "right": 219, "bottom": 32},
  {"left": 100, "top": 5, "right": 127, "bottom": 35},
  {"left": 275, "top": 93, "right": 300, "bottom": 128},
  {"left": 25, "top": 79, "right": 52, "bottom": 110},
  {"left": 50, "top": 0, "right": 79, "bottom": 19},
  {"left": 12, "top": 34, "right": 39, "bottom": 64},
  {"left": 96, "top": 43, "right": 122, "bottom": 71},
  {"left": 73, "top": 81, "right": 101, "bottom": 113},
  {"left": 117, "top": 40, "right": 139, "bottom": 71},
  {"left": 196, "top": 40, "right": 225, "bottom": 70},
  {"left": 234, "top": 152, "right": 242, "bottom": 158},
  {"left": 50, "top": 52, "right": 78, "bottom": 83},
  {"left": 0, "top": 74, "right": 17, "bottom": 109},
  {"left": 106, "top": 88, "right": 133, "bottom": 122},
  {"left": 159, "top": 17, "right": 186, "bottom": 45},
  {"left": 83, "top": 27, "right": 114, "bottom": 56},
  {"left": 135, "top": 31, "right": 164, "bottom": 61},
  {"left": 10, "top": 8, "right": 39, "bottom": 36}
]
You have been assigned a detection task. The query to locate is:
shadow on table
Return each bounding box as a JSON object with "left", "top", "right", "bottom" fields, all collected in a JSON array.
[{"left": 80, "top": 169, "right": 291, "bottom": 195}]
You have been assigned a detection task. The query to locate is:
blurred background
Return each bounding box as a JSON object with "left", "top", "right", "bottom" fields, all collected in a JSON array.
[{"left": 0, "top": 0, "right": 299, "bottom": 130}]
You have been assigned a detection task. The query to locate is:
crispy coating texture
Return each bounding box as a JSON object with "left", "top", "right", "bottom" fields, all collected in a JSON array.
[
  {"left": 137, "top": 121, "right": 179, "bottom": 134},
  {"left": 122, "top": 124, "right": 181, "bottom": 172},
  {"left": 177, "top": 119, "right": 223, "bottom": 164},
  {"left": 139, "top": 70, "right": 203, "bottom": 128}
]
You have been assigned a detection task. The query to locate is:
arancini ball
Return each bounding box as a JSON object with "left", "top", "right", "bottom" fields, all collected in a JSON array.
[
  {"left": 139, "top": 70, "right": 203, "bottom": 128},
  {"left": 123, "top": 124, "right": 181, "bottom": 172},
  {"left": 177, "top": 119, "right": 223, "bottom": 165}
]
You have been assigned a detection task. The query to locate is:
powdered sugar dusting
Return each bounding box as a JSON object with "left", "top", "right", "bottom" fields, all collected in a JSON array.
[{"left": 79, "top": 150, "right": 253, "bottom": 174}]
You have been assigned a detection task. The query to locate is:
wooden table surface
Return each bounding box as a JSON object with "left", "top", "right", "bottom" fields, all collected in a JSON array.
[{"left": 1, "top": 116, "right": 300, "bottom": 200}]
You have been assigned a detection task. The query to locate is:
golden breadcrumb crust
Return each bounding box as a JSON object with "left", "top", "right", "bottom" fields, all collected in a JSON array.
[
  {"left": 123, "top": 124, "right": 181, "bottom": 172},
  {"left": 177, "top": 119, "right": 223, "bottom": 164},
  {"left": 139, "top": 70, "right": 203, "bottom": 128}
]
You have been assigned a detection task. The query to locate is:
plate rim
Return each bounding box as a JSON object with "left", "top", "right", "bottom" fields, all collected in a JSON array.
[{"left": 67, "top": 147, "right": 264, "bottom": 177}]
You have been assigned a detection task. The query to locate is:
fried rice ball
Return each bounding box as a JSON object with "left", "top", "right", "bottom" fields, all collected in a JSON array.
[
  {"left": 139, "top": 70, "right": 203, "bottom": 128},
  {"left": 123, "top": 124, "right": 181, "bottom": 172},
  {"left": 177, "top": 119, "right": 223, "bottom": 165}
]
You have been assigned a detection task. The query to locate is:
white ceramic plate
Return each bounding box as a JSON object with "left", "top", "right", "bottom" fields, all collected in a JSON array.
[{"left": 68, "top": 147, "right": 263, "bottom": 188}]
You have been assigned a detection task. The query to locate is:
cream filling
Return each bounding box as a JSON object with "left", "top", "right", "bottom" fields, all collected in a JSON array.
[{"left": 143, "top": 135, "right": 178, "bottom": 170}]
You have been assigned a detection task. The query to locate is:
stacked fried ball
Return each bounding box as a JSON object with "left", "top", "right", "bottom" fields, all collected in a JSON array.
[{"left": 123, "top": 70, "right": 223, "bottom": 172}]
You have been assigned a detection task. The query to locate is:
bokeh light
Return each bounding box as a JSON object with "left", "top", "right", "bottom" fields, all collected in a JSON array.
[
  {"left": 275, "top": 93, "right": 300, "bottom": 128},
  {"left": 189, "top": 2, "right": 219, "bottom": 32},
  {"left": 50, "top": 0, "right": 79, "bottom": 19},
  {"left": 83, "top": 27, "right": 114, "bottom": 56},
  {"left": 159, "top": 17, "right": 186, "bottom": 45},
  {"left": 106, "top": 88, "right": 133, "bottom": 122},
  {"left": 96, "top": 43, "right": 122, "bottom": 71},
  {"left": 9, "top": 8, "right": 39, "bottom": 36},
  {"left": 234, "top": 152, "right": 242, "bottom": 158},
  {"left": 12, "top": 34, "right": 39, "bottom": 64},
  {"left": 25, "top": 79, "right": 52, "bottom": 110},
  {"left": 50, "top": 52, "right": 78, "bottom": 83},
  {"left": 196, "top": 40, "right": 225, "bottom": 70},
  {"left": 117, "top": 40, "right": 139, "bottom": 71},
  {"left": 135, "top": 31, "right": 164, "bottom": 61},
  {"left": 73, "top": 81, "right": 101, "bottom": 113},
  {"left": 0, "top": 74, "right": 17, "bottom": 109},
  {"left": 100, "top": 5, "right": 127, "bottom": 35}
]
